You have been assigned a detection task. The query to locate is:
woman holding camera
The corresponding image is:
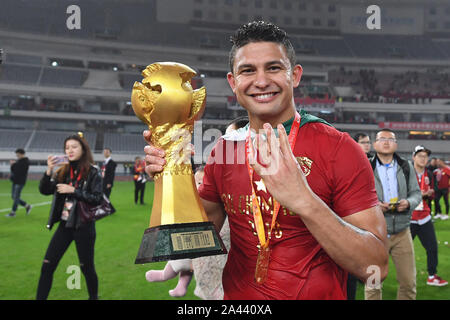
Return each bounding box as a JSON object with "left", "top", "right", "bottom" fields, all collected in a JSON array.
[{"left": 36, "top": 133, "right": 103, "bottom": 300}]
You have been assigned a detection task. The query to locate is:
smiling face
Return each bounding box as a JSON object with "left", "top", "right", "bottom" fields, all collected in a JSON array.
[
  {"left": 227, "top": 41, "right": 302, "bottom": 128},
  {"left": 65, "top": 139, "right": 83, "bottom": 161}
]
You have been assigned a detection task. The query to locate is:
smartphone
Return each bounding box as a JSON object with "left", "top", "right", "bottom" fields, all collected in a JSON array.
[
  {"left": 53, "top": 155, "right": 69, "bottom": 165},
  {"left": 388, "top": 202, "right": 400, "bottom": 212}
]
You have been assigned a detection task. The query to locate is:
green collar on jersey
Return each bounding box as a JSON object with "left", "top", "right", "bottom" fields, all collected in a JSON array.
[
  {"left": 284, "top": 109, "right": 332, "bottom": 135},
  {"left": 241, "top": 109, "right": 332, "bottom": 136}
]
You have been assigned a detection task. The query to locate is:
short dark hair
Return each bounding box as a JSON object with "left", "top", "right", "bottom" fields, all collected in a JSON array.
[
  {"left": 15, "top": 148, "right": 25, "bottom": 155},
  {"left": 376, "top": 128, "right": 395, "bottom": 138},
  {"left": 229, "top": 21, "right": 296, "bottom": 72},
  {"left": 104, "top": 147, "right": 112, "bottom": 153},
  {"left": 353, "top": 132, "right": 369, "bottom": 143}
]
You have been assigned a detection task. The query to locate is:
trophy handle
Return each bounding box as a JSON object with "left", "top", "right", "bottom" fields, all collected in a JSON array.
[{"left": 187, "top": 87, "right": 206, "bottom": 124}]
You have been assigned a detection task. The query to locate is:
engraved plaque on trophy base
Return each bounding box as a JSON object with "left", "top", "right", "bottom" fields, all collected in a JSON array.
[{"left": 134, "top": 221, "right": 227, "bottom": 264}]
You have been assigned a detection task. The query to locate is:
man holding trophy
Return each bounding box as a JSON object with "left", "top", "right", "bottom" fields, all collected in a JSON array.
[
  {"left": 132, "top": 61, "right": 227, "bottom": 263},
  {"left": 140, "top": 21, "right": 389, "bottom": 299}
]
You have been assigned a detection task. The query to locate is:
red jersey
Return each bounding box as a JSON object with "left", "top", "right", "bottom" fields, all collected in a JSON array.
[
  {"left": 133, "top": 160, "right": 145, "bottom": 181},
  {"left": 442, "top": 165, "right": 450, "bottom": 177},
  {"left": 411, "top": 170, "right": 433, "bottom": 222},
  {"left": 434, "top": 167, "right": 450, "bottom": 189},
  {"left": 198, "top": 119, "right": 379, "bottom": 300}
]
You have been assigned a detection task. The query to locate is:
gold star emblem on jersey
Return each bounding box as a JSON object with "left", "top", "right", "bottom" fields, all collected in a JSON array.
[
  {"left": 254, "top": 179, "right": 267, "bottom": 193},
  {"left": 296, "top": 156, "right": 313, "bottom": 177}
]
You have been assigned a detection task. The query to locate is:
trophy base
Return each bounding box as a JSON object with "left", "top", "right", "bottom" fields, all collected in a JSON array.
[{"left": 134, "top": 222, "right": 227, "bottom": 264}]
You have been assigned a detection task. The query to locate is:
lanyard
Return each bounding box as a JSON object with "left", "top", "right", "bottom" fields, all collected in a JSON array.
[
  {"left": 69, "top": 166, "right": 83, "bottom": 188},
  {"left": 245, "top": 111, "right": 301, "bottom": 249},
  {"left": 417, "top": 171, "right": 427, "bottom": 191},
  {"left": 135, "top": 161, "right": 145, "bottom": 172}
]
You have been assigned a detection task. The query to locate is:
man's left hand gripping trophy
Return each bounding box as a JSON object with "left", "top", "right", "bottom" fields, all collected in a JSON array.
[{"left": 132, "top": 62, "right": 227, "bottom": 263}]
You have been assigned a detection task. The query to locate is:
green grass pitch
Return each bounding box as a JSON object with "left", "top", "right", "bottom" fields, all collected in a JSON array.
[{"left": 1, "top": 179, "right": 449, "bottom": 300}]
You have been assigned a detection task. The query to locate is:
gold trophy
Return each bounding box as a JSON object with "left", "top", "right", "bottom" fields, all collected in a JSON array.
[{"left": 131, "top": 62, "right": 227, "bottom": 263}]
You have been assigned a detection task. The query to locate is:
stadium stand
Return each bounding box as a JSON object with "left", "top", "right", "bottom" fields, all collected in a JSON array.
[
  {"left": 82, "top": 70, "right": 122, "bottom": 90},
  {"left": 435, "top": 41, "right": 450, "bottom": 59},
  {"left": 0, "top": 0, "right": 449, "bottom": 165},
  {"left": 202, "top": 78, "right": 233, "bottom": 96},
  {"left": 5, "top": 53, "right": 42, "bottom": 65},
  {"left": 27, "top": 131, "right": 96, "bottom": 152},
  {"left": 308, "top": 38, "right": 353, "bottom": 57},
  {"left": 0, "top": 65, "right": 41, "bottom": 84},
  {"left": 103, "top": 132, "right": 146, "bottom": 154},
  {"left": 343, "top": 35, "right": 447, "bottom": 60},
  {"left": 40, "top": 67, "right": 88, "bottom": 87},
  {"left": 0, "top": 129, "right": 32, "bottom": 151},
  {"left": 0, "top": 118, "right": 36, "bottom": 130},
  {"left": 119, "top": 73, "right": 142, "bottom": 91}
]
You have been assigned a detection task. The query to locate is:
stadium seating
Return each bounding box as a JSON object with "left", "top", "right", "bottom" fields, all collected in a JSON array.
[
  {"left": 0, "top": 119, "right": 35, "bottom": 130},
  {"left": 300, "top": 38, "right": 352, "bottom": 57},
  {"left": 119, "top": 73, "right": 142, "bottom": 90},
  {"left": 40, "top": 67, "right": 88, "bottom": 87},
  {"left": 27, "top": 131, "right": 96, "bottom": 152},
  {"left": 0, "top": 64, "right": 41, "bottom": 84},
  {"left": 82, "top": 70, "right": 122, "bottom": 90},
  {"left": 203, "top": 78, "right": 233, "bottom": 96},
  {"left": 435, "top": 41, "right": 450, "bottom": 59},
  {"left": 342, "top": 35, "right": 446, "bottom": 60},
  {"left": 5, "top": 53, "right": 42, "bottom": 65},
  {"left": 103, "top": 132, "right": 146, "bottom": 154},
  {"left": 0, "top": 129, "right": 32, "bottom": 150},
  {"left": 0, "top": 0, "right": 449, "bottom": 162}
]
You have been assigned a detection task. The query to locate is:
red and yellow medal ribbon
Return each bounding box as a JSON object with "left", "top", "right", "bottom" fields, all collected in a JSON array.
[{"left": 245, "top": 111, "right": 301, "bottom": 250}]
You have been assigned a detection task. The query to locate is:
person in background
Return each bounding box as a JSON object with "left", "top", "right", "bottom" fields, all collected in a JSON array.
[
  {"left": 427, "top": 158, "right": 437, "bottom": 172},
  {"left": 366, "top": 129, "right": 421, "bottom": 300},
  {"left": 433, "top": 158, "right": 449, "bottom": 220},
  {"left": 354, "top": 132, "right": 372, "bottom": 158},
  {"left": 410, "top": 145, "right": 448, "bottom": 287},
  {"left": 36, "top": 133, "right": 103, "bottom": 300},
  {"left": 6, "top": 148, "right": 32, "bottom": 217},
  {"left": 101, "top": 148, "right": 117, "bottom": 198},
  {"left": 436, "top": 159, "right": 450, "bottom": 176},
  {"left": 133, "top": 156, "right": 147, "bottom": 205}
]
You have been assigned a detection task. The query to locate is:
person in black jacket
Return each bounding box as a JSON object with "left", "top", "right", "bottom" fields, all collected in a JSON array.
[
  {"left": 132, "top": 156, "right": 147, "bottom": 205},
  {"left": 101, "top": 148, "right": 117, "bottom": 198},
  {"left": 6, "top": 148, "right": 32, "bottom": 217},
  {"left": 36, "top": 133, "right": 103, "bottom": 300}
]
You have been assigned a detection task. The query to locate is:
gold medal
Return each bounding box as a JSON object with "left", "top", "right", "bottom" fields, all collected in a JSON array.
[{"left": 255, "top": 246, "right": 271, "bottom": 285}]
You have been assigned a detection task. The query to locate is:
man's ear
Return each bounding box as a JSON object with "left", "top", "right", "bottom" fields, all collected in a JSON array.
[
  {"left": 292, "top": 65, "right": 303, "bottom": 88},
  {"left": 227, "top": 72, "right": 236, "bottom": 93}
]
